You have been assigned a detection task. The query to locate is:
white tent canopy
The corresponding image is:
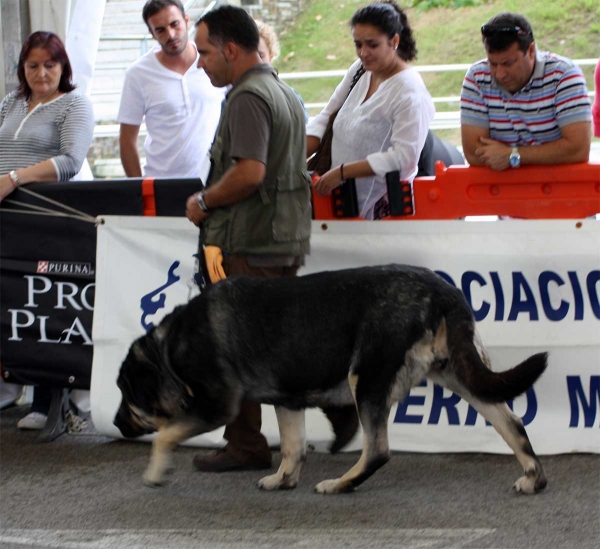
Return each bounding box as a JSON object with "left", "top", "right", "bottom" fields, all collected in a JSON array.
[
  {"left": 0, "top": 0, "right": 107, "bottom": 178},
  {"left": 1, "top": 0, "right": 106, "bottom": 100}
]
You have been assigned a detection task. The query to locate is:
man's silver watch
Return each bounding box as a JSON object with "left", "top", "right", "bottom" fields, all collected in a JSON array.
[
  {"left": 196, "top": 191, "right": 210, "bottom": 212},
  {"left": 509, "top": 146, "right": 521, "bottom": 168}
]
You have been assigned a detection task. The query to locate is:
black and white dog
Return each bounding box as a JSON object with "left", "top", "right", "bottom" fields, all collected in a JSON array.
[{"left": 114, "top": 264, "right": 547, "bottom": 494}]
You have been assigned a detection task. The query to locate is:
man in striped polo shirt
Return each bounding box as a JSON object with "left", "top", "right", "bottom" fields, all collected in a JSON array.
[{"left": 460, "top": 12, "right": 591, "bottom": 171}]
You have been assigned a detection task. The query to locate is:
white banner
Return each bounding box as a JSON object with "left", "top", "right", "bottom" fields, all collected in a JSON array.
[{"left": 91, "top": 217, "right": 600, "bottom": 454}]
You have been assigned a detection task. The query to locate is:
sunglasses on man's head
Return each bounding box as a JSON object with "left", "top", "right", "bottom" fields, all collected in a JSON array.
[{"left": 481, "top": 25, "right": 532, "bottom": 37}]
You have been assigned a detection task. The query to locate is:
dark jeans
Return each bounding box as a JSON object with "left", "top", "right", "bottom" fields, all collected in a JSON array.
[
  {"left": 221, "top": 254, "right": 299, "bottom": 460},
  {"left": 31, "top": 386, "right": 52, "bottom": 415}
]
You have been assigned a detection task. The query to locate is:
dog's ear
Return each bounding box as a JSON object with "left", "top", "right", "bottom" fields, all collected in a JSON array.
[
  {"left": 157, "top": 383, "right": 192, "bottom": 418},
  {"left": 118, "top": 339, "right": 164, "bottom": 414},
  {"left": 147, "top": 329, "right": 192, "bottom": 417},
  {"left": 121, "top": 333, "right": 192, "bottom": 419}
]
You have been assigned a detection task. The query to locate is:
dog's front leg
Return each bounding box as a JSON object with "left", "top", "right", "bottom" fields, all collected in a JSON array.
[
  {"left": 257, "top": 407, "right": 306, "bottom": 491},
  {"left": 144, "top": 420, "right": 198, "bottom": 487}
]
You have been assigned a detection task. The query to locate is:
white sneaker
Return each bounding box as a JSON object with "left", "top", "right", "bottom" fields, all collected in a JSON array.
[{"left": 17, "top": 412, "right": 48, "bottom": 430}]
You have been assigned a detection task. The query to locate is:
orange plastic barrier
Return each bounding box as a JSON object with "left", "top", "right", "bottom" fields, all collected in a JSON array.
[
  {"left": 312, "top": 162, "right": 600, "bottom": 220},
  {"left": 142, "top": 178, "right": 156, "bottom": 216}
]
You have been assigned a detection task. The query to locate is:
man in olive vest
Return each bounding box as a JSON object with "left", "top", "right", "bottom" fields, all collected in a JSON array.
[{"left": 186, "top": 5, "right": 312, "bottom": 472}]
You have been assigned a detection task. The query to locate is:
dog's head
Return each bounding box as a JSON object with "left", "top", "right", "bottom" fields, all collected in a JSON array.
[{"left": 114, "top": 323, "right": 192, "bottom": 438}]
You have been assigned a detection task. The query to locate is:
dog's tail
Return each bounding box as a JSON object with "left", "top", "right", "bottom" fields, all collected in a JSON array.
[{"left": 446, "top": 315, "right": 547, "bottom": 403}]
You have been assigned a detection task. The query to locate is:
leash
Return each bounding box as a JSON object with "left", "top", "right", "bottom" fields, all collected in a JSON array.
[{"left": 2, "top": 187, "right": 96, "bottom": 223}]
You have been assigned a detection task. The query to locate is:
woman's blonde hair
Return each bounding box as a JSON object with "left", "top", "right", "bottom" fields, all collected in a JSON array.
[{"left": 255, "top": 20, "right": 280, "bottom": 62}]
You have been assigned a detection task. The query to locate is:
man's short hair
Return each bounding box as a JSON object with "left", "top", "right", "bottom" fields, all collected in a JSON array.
[
  {"left": 142, "top": 0, "right": 185, "bottom": 27},
  {"left": 196, "top": 5, "right": 259, "bottom": 52},
  {"left": 481, "top": 12, "right": 534, "bottom": 54}
]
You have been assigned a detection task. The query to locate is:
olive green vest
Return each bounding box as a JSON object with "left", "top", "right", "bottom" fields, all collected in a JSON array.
[{"left": 202, "top": 65, "right": 311, "bottom": 256}]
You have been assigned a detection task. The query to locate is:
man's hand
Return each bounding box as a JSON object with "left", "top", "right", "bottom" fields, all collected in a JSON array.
[
  {"left": 186, "top": 193, "right": 210, "bottom": 226},
  {"left": 475, "top": 137, "right": 512, "bottom": 171}
]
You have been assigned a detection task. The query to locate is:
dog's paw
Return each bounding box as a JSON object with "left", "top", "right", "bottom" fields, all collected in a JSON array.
[
  {"left": 314, "top": 479, "right": 354, "bottom": 495},
  {"left": 143, "top": 468, "right": 167, "bottom": 488},
  {"left": 256, "top": 473, "right": 297, "bottom": 491},
  {"left": 513, "top": 473, "right": 546, "bottom": 495}
]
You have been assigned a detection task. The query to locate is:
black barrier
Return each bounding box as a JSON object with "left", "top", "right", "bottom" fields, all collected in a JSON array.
[{"left": 0, "top": 178, "right": 202, "bottom": 390}]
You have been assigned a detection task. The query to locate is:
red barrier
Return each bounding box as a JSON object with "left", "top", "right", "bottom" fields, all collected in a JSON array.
[
  {"left": 312, "top": 162, "right": 600, "bottom": 220},
  {"left": 142, "top": 178, "right": 156, "bottom": 216}
]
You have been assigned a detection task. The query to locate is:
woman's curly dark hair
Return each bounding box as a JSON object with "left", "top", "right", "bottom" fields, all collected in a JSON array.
[{"left": 350, "top": 1, "right": 418, "bottom": 62}]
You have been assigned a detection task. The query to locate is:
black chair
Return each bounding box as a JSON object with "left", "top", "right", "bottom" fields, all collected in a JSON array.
[{"left": 417, "top": 130, "right": 465, "bottom": 177}]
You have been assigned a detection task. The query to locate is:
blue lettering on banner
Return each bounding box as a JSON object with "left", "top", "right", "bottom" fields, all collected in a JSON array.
[
  {"left": 428, "top": 384, "right": 461, "bottom": 425},
  {"left": 461, "top": 272, "right": 490, "bottom": 322},
  {"left": 508, "top": 272, "right": 539, "bottom": 321},
  {"left": 539, "top": 271, "right": 569, "bottom": 321},
  {"left": 394, "top": 380, "right": 427, "bottom": 424},
  {"left": 568, "top": 271, "right": 585, "bottom": 320},
  {"left": 587, "top": 271, "right": 600, "bottom": 319},
  {"left": 435, "top": 270, "right": 600, "bottom": 322},
  {"left": 567, "top": 376, "right": 600, "bottom": 427},
  {"left": 490, "top": 271, "right": 505, "bottom": 321},
  {"left": 394, "top": 382, "right": 538, "bottom": 426}
]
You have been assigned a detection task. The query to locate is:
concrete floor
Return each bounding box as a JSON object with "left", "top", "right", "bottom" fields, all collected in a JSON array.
[{"left": 1, "top": 405, "right": 599, "bottom": 549}]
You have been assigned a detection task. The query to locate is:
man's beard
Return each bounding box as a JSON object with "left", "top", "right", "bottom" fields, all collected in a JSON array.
[{"left": 163, "top": 37, "right": 187, "bottom": 56}]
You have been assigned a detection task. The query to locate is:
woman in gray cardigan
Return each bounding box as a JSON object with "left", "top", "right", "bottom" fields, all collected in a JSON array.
[
  {"left": 0, "top": 31, "right": 94, "bottom": 202},
  {"left": 0, "top": 31, "right": 94, "bottom": 429}
]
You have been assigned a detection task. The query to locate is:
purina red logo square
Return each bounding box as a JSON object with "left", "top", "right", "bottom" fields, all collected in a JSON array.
[{"left": 35, "top": 261, "right": 93, "bottom": 277}]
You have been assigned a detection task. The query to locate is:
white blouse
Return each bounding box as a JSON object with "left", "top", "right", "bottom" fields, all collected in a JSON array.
[{"left": 307, "top": 59, "right": 435, "bottom": 219}]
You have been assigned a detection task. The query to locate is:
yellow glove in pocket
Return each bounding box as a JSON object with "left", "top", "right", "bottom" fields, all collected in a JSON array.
[{"left": 204, "top": 245, "right": 226, "bottom": 284}]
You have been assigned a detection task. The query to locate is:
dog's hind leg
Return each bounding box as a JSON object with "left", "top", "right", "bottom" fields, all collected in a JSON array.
[
  {"left": 469, "top": 399, "right": 546, "bottom": 494},
  {"left": 429, "top": 371, "right": 546, "bottom": 494},
  {"left": 257, "top": 407, "right": 306, "bottom": 491},
  {"left": 144, "top": 420, "right": 207, "bottom": 487}
]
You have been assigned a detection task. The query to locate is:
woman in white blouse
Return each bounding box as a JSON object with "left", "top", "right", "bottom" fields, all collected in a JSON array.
[
  {"left": 307, "top": 1, "right": 435, "bottom": 220},
  {"left": 0, "top": 31, "right": 94, "bottom": 202}
]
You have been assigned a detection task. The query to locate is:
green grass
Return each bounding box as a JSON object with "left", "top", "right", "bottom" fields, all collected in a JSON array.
[{"left": 275, "top": 0, "right": 599, "bottom": 144}]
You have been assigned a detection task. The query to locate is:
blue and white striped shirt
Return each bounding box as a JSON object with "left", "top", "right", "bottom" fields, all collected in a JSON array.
[
  {"left": 460, "top": 50, "right": 591, "bottom": 146},
  {"left": 0, "top": 91, "right": 94, "bottom": 180}
]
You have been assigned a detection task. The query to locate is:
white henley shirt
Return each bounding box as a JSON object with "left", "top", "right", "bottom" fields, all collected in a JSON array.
[{"left": 117, "top": 46, "right": 226, "bottom": 180}]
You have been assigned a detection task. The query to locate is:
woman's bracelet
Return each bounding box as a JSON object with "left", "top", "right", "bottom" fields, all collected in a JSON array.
[
  {"left": 8, "top": 170, "right": 20, "bottom": 189},
  {"left": 340, "top": 163, "right": 345, "bottom": 182}
]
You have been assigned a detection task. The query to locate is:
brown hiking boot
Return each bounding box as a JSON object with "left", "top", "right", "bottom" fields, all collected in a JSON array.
[
  {"left": 192, "top": 448, "right": 272, "bottom": 473},
  {"left": 323, "top": 404, "right": 360, "bottom": 454}
]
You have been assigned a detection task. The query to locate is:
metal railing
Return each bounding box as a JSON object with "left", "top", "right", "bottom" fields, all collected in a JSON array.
[
  {"left": 278, "top": 58, "right": 598, "bottom": 111},
  {"left": 90, "top": 58, "right": 598, "bottom": 134}
]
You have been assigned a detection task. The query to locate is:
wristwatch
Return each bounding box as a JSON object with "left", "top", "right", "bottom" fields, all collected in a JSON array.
[
  {"left": 509, "top": 146, "right": 521, "bottom": 168},
  {"left": 196, "top": 191, "right": 210, "bottom": 212}
]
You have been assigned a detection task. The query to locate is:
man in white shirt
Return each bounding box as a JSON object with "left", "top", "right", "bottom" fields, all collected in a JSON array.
[{"left": 117, "top": 0, "right": 225, "bottom": 180}]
